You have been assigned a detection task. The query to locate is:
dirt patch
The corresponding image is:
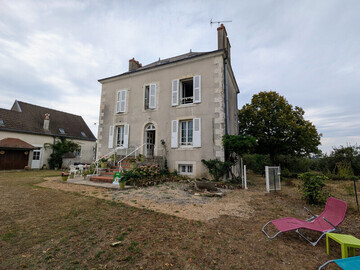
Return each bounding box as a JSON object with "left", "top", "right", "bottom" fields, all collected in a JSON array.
[{"left": 38, "top": 178, "right": 255, "bottom": 221}]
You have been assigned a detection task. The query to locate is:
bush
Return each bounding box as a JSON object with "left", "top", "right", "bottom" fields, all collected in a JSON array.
[
  {"left": 242, "top": 154, "right": 271, "bottom": 174},
  {"left": 298, "top": 172, "right": 330, "bottom": 205},
  {"left": 201, "top": 159, "right": 234, "bottom": 181}
]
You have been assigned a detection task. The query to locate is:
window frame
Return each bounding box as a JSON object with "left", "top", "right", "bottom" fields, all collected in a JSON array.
[
  {"left": 178, "top": 164, "right": 193, "bottom": 175},
  {"left": 180, "top": 120, "right": 193, "bottom": 146},
  {"left": 116, "top": 125, "right": 125, "bottom": 147}
]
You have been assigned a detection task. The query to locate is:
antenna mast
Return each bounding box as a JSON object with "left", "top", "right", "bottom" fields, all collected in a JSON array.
[{"left": 210, "top": 19, "right": 232, "bottom": 26}]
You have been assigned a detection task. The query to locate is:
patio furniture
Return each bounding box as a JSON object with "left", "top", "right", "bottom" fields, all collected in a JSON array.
[
  {"left": 69, "top": 165, "right": 78, "bottom": 177},
  {"left": 318, "top": 256, "right": 360, "bottom": 270},
  {"left": 326, "top": 233, "right": 360, "bottom": 258},
  {"left": 262, "top": 197, "right": 348, "bottom": 246}
]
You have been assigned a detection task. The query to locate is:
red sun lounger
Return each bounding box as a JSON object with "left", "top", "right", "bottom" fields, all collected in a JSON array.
[{"left": 262, "top": 197, "right": 348, "bottom": 246}]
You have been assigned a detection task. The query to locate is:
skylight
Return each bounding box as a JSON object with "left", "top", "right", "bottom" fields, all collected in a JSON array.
[
  {"left": 81, "top": 131, "right": 86, "bottom": 137},
  {"left": 0, "top": 118, "right": 4, "bottom": 127},
  {"left": 59, "top": 128, "right": 65, "bottom": 134}
]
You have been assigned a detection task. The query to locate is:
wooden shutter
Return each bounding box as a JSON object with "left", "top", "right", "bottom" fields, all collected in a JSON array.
[
  {"left": 193, "top": 118, "right": 201, "bottom": 147},
  {"left": 149, "top": 84, "right": 157, "bottom": 109},
  {"left": 123, "top": 124, "right": 129, "bottom": 148},
  {"left": 117, "top": 90, "right": 127, "bottom": 113},
  {"left": 171, "top": 79, "right": 179, "bottom": 106},
  {"left": 108, "top": 125, "right": 114, "bottom": 148},
  {"left": 193, "top": 75, "right": 201, "bottom": 103},
  {"left": 171, "top": 120, "right": 179, "bottom": 148}
]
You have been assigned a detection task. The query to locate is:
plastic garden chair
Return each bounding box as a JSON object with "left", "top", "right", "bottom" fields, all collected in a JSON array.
[
  {"left": 318, "top": 256, "right": 360, "bottom": 270},
  {"left": 262, "top": 197, "right": 348, "bottom": 246}
]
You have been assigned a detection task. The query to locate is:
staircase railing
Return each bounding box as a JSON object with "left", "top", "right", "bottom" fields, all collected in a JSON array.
[
  {"left": 118, "top": 143, "right": 147, "bottom": 172},
  {"left": 92, "top": 147, "right": 123, "bottom": 176}
]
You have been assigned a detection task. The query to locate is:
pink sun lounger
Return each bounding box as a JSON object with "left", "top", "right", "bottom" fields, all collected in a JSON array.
[{"left": 262, "top": 197, "right": 348, "bottom": 246}]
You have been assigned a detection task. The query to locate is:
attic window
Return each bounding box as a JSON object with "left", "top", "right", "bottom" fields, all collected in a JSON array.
[
  {"left": 59, "top": 128, "right": 65, "bottom": 134},
  {"left": 81, "top": 132, "right": 87, "bottom": 137},
  {"left": 0, "top": 118, "right": 4, "bottom": 127}
]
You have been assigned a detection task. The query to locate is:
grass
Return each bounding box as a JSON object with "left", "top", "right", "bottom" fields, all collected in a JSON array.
[{"left": 1, "top": 170, "right": 360, "bottom": 269}]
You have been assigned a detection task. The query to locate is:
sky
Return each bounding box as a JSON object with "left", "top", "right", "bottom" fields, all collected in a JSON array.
[{"left": 0, "top": 0, "right": 359, "bottom": 154}]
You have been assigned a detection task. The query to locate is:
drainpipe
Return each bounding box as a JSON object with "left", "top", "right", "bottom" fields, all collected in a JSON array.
[{"left": 223, "top": 52, "right": 229, "bottom": 135}]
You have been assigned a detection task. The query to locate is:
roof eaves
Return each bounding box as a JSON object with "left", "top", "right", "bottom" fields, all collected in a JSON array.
[{"left": 98, "top": 49, "right": 225, "bottom": 83}]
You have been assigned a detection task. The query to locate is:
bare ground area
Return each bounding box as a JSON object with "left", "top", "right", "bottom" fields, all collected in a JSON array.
[{"left": 1, "top": 170, "right": 360, "bottom": 270}]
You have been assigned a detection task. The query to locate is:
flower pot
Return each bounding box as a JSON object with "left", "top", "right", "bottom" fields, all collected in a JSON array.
[
  {"left": 70, "top": 172, "right": 74, "bottom": 179},
  {"left": 119, "top": 181, "right": 126, "bottom": 189},
  {"left": 101, "top": 162, "right": 108, "bottom": 168},
  {"left": 61, "top": 176, "right": 68, "bottom": 181}
]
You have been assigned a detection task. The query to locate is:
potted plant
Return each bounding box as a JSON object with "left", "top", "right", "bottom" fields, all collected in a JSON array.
[
  {"left": 61, "top": 172, "right": 70, "bottom": 181},
  {"left": 99, "top": 156, "right": 109, "bottom": 168},
  {"left": 82, "top": 170, "right": 89, "bottom": 179}
]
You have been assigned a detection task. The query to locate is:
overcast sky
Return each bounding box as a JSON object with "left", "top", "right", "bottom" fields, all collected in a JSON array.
[{"left": 0, "top": 0, "right": 359, "bottom": 154}]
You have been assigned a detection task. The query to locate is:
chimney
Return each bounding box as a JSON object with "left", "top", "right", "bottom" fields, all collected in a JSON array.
[
  {"left": 43, "top": 113, "right": 50, "bottom": 131},
  {"left": 217, "top": 24, "right": 231, "bottom": 61},
  {"left": 129, "top": 58, "right": 142, "bottom": 72}
]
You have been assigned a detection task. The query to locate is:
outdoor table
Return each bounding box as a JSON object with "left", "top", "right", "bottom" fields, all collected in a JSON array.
[{"left": 326, "top": 233, "right": 360, "bottom": 258}]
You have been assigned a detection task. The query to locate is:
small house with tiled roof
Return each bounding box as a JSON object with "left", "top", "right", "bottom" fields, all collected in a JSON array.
[
  {"left": 0, "top": 100, "right": 96, "bottom": 170},
  {"left": 96, "top": 25, "right": 239, "bottom": 178}
]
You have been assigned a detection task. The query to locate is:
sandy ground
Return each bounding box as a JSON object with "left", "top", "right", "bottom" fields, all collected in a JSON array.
[{"left": 38, "top": 177, "right": 255, "bottom": 221}]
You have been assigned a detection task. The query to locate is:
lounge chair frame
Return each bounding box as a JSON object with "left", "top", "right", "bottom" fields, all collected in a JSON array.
[{"left": 262, "top": 199, "right": 345, "bottom": 246}]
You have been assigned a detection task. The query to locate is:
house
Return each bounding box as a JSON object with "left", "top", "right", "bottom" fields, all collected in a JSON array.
[
  {"left": 0, "top": 100, "right": 96, "bottom": 170},
  {"left": 96, "top": 24, "right": 239, "bottom": 178}
]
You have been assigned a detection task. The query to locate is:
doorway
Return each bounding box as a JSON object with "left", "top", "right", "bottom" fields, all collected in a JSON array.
[
  {"left": 31, "top": 149, "right": 41, "bottom": 169},
  {"left": 145, "top": 124, "right": 156, "bottom": 157}
]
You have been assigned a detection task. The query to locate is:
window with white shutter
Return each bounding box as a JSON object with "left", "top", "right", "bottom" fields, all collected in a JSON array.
[
  {"left": 193, "top": 118, "right": 201, "bottom": 147},
  {"left": 171, "top": 79, "right": 179, "bottom": 106},
  {"left": 148, "top": 84, "right": 157, "bottom": 109},
  {"left": 171, "top": 120, "right": 179, "bottom": 148},
  {"left": 116, "top": 90, "right": 127, "bottom": 113},
  {"left": 116, "top": 124, "right": 129, "bottom": 148},
  {"left": 123, "top": 124, "right": 129, "bottom": 148},
  {"left": 193, "top": 75, "right": 201, "bottom": 103},
  {"left": 108, "top": 125, "right": 114, "bottom": 148}
]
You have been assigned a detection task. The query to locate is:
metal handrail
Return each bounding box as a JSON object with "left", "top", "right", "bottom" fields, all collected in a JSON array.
[{"left": 118, "top": 143, "right": 147, "bottom": 172}]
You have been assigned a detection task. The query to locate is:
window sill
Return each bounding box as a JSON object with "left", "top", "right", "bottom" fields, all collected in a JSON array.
[
  {"left": 176, "top": 103, "right": 197, "bottom": 109},
  {"left": 177, "top": 146, "right": 194, "bottom": 150}
]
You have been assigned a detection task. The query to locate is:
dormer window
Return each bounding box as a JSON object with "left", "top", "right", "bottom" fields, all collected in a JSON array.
[
  {"left": 0, "top": 118, "right": 4, "bottom": 127},
  {"left": 59, "top": 128, "right": 65, "bottom": 134},
  {"left": 81, "top": 131, "right": 87, "bottom": 137}
]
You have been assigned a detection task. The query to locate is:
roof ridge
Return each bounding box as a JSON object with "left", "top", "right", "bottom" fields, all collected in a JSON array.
[{"left": 16, "top": 100, "right": 82, "bottom": 118}]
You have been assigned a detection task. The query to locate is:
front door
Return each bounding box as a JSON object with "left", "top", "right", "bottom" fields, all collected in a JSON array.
[
  {"left": 31, "top": 150, "right": 41, "bottom": 169},
  {"left": 146, "top": 131, "right": 155, "bottom": 157}
]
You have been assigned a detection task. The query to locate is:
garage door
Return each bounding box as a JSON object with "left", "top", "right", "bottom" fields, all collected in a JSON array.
[{"left": 0, "top": 150, "right": 29, "bottom": 170}]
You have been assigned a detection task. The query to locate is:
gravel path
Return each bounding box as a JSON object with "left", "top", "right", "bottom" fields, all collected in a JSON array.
[{"left": 39, "top": 177, "right": 255, "bottom": 221}]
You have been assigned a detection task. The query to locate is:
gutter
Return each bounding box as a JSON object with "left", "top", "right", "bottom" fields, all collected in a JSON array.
[{"left": 224, "top": 53, "right": 229, "bottom": 135}]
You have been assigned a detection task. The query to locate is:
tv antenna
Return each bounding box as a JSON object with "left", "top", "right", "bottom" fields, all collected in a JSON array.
[{"left": 210, "top": 19, "right": 232, "bottom": 26}]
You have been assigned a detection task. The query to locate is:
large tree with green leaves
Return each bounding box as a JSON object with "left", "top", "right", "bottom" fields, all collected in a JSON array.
[
  {"left": 238, "top": 91, "right": 321, "bottom": 161},
  {"left": 44, "top": 137, "right": 80, "bottom": 169}
]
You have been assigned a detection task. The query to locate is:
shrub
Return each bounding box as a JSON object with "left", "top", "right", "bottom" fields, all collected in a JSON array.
[
  {"left": 242, "top": 154, "right": 271, "bottom": 174},
  {"left": 298, "top": 172, "right": 330, "bottom": 205},
  {"left": 201, "top": 159, "right": 234, "bottom": 181}
]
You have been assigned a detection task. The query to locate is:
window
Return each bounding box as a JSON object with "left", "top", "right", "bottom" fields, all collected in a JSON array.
[
  {"left": 32, "top": 150, "right": 40, "bottom": 160},
  {"left": 180, "top": 78, "right": 193, "bottom": 104},
  {"left": 81, "top": 131, "right": 87, "bottom": 137},
  {"left": 144, "top": 84, "right": 157, "bottom": 110},
  {"left": 116, "top": 126, "right": 125, "bottom": 147},
  {"left": 179, "top": 164, "right": 193, "bottom": 175},
  {"left": 115, "top": 124, "right": 129, "bottom": 148},
  {"left": 0, "top": 118, "right": 4, "bottom": 127},
  {"left": 180, "top": 120, "right": 193, "bottom": 146},
  {"left": 172, "top": 75, "right": 201, "bottom": 106},
  {"left": 74, "top": 147, "right": 81, "bottom": 157},
  {"left": 171, "top": 118, "right": 201, "bottom": 148},
  {"left": 59, "top": 128, "right": 65, "bottom": 134},
  {"left": 116, "top": 89, "right": 127, "bottom": 113}
]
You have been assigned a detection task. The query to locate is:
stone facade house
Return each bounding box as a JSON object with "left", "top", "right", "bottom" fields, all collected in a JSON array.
[
  {"left": 96, "top": 25, "right": 239, "bottom": 178},
  {"left": 0, "top": 100, "right": 96, "bottom": 170}
]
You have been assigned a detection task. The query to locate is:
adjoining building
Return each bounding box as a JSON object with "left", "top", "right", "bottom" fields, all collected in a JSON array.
[
  {"left": 96, "top": 24, "right": 239, "bottom": 178},
  {"left": 0, "top": 100, "right": 96, "bottom": 170}
]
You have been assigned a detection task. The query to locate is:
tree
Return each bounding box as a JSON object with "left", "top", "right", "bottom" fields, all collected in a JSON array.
[
  {"left": 44, "top": 137, "right": 80, "bottom": 169},
  {"left": 238, "top": 91, "right": 321, "bottom": 162},
  {"left": 222, "top": 134, "right": 257, "bottom": 161}
]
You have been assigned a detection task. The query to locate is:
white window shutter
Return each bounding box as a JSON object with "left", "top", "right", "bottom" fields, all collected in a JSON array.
[
  {"left": 119, "top": 90, "right": 127, "bottom": 113},
  {"left": 193, "top": 75, "right": 201, "bottom": 103},
  {"left": 108, "top": 125, "right": 114, "bottom": 148},
  {"left": 149, "top": 84, "right": 157, "bottom": 109},
  {"left": 171, "top": 79, "right": 179, "bottom": 106},
  {"left": 193, "top": 118, "right": 201, "bottom": 147},
  {"left": 123, "top": 124, "right": 129, "bottom": 148},
  {"left": 116, "top": 91, "right": 121, "bottom": 113},
  {"left": 171, "top": 120, "right": 179, "bottom": 148}
]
